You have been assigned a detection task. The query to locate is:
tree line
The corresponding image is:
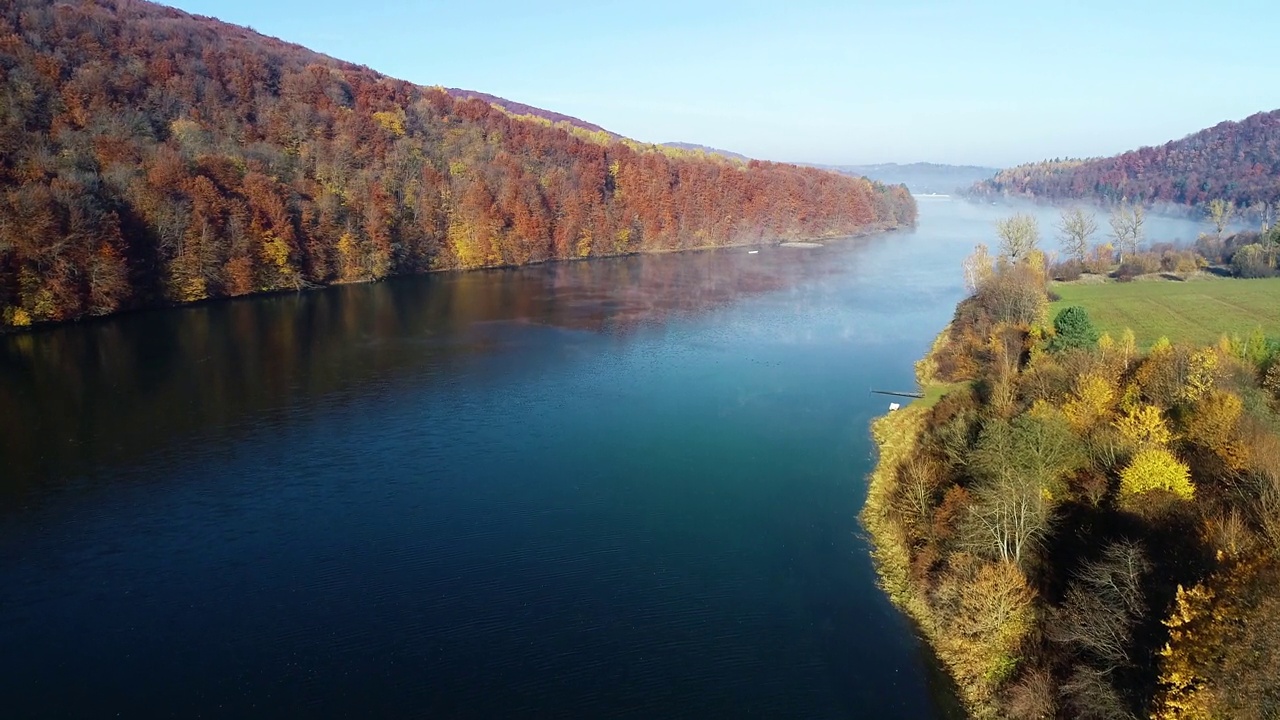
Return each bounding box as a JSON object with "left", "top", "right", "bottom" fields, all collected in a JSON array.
[
  {"left": 863, "top": 224, "right": 1280, "bottom": 718},
  {"left": 0, "top": 0, "right": 915, "bottom": 329},
  {"left": 982, "top": 204, "right": 1279, "bottom": 283},
  {"left": 967, "top": 109, "right": 1280, "bottom": 215}
]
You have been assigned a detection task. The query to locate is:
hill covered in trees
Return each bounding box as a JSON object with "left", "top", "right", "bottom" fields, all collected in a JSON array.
[
  {"left": 969, "top": 110, "right": 1280, "bottom": 212},
  {"left": 443, "top": 88, "right": 611, "bottom": 135},
  {"left": 0, "top": 0, "right": 915, "bottom": 330},
  {"left": 659, "top": 142, "right": 753, "bottom": 163}
]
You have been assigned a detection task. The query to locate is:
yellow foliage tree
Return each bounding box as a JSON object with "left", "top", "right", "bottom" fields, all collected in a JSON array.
[
  {"left": 371, "top": 109, "right": 407, "bottom": 137},
  {"left": 1154, "top": 583, "right": 1219, "bottom": 719},
  {"left": 1179, "top": 348, "right": 1220, "bottom": 404},
  {"left": 336, "top": 231, "right": 361, "bottom": 282},
  {"left": 1153, "top": 556, "right": 1280, "bottom": 719},
  {"left": 1185, "top": 390, "right": 1248, "bottom": 471},
  {"left": 933, "top": 557, "right": 1036, "bottom": 712},
  {"left": 1095, "top": 330, "right": 1136, "bottom": 379},
  {"left": 1120, "top": 448, "right": 1195, "bottom": 500},
  {"left": 3, "top": 306, "right": 32, "bottom": 327},
  {"left": 1063, "top": 373, "right": 1115, "bottom": 433},
  {"left": 1119, "top": 328, "right": 1137, "bottom": 368},
  {"left": 1114, "top": 404, "right": 1173, "bottom": 449},
  {"left": 575, "top": 228, "right": 594, "bottom": 258},
  {"left": 260, "top": 232, "right": 300, "bottom": 290}
]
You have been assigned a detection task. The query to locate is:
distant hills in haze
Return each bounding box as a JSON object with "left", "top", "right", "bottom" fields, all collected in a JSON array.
[
  {"left": 969, "top": 109, "right": 1280, "bottom": 211},
  {"left": 820, "top": 163, "right": 1001, "bottom": 195},
  {"left": 650, "top": 151, "right": 1003, "bottom": 194}
]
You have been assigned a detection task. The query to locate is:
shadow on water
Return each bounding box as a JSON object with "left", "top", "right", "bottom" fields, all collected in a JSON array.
[{"left": 0, "top": 245, "right": 846, "bottom": 495}]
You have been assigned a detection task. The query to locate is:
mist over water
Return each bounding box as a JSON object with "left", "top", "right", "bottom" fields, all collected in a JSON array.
[{"left": 0, "top": 199, "right": 1211, "bottom": 718}]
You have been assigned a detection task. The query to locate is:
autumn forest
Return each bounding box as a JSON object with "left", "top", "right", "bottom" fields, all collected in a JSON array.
[
  {"left": 0, "top": 0, "right": 915, "bottom": 330},
  {"left": 968, "top": 109, "right": 1280, "bottom": 216}
]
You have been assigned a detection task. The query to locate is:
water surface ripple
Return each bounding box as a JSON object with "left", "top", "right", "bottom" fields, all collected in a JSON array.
[{"left": 0, "top": 200, "right": 1210, "bottom": 718}]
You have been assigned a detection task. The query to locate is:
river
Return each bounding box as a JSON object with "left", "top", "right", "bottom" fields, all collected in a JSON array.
[{"left": 0, "top": 199, "right": 1210, "bottom": 718}]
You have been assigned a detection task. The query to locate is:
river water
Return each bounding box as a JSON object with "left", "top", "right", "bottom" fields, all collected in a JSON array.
[{"left": 0, "top": 199, "right": 1209, "bottom": 718}]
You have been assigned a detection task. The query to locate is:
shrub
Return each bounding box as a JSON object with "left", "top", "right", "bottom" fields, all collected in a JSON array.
[
  {"left": 1119, "top": 448, "right": 1195, "bottom": 500},
  {"left": 1160, "top": 249, "right": 1202, "bottom": 273},
  {"left": 1231, "top": 243, "right": 1276, "bottom": 278},
  {"left": 1051, "top": 259, "right": 1084, "bottom": 281},
  {"left": 1115, "top": 252, "right": 1161, "bottom": 280}
]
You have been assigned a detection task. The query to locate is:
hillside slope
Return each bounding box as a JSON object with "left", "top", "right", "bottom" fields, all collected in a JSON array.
[
  {"left": 0, "top": 0, "right": 915, "bottom": 329},
  {"left": 443, "top": 88, "right": 611, "bottom": 135},
  {"left": 970, "top": 110, "right": 1280, "bottom": 209},
  {"left": 659, "top": 142, "right": 752, "bottom": 163}
]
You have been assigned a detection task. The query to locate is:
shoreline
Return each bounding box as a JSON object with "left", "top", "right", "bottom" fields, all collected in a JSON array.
[
  {"left": 0, "top": 222, "right": 909, "bottom": 336},
  {"left": 860, "top": 327, "right": 973, "bottom": 718}
]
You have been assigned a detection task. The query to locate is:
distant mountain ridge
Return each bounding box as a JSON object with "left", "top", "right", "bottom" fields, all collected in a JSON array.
[
  {"left": 816, "top": 163, "right": 1001, "bottom": 195},
  {"left": 969, "top": 109, "right": 1280, "bottom": 209}
]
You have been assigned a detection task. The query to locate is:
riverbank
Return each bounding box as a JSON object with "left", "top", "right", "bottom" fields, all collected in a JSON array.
[
  {"left": 0, "top": 222, "right": 906, "bottom": 335},
  {"left": 863, "top": 268, "right": 1280, "bottom": 719},
  {"left": 861, "top": 329, "right": 997, "bottom": 717}
]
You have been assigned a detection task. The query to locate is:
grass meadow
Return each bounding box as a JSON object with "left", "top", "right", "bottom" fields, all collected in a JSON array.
[{"left": 1050, "top": 277, "right": 1280, "bottom": 348}]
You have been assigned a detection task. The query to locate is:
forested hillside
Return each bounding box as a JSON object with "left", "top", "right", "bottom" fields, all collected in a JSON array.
[
  {"left": 0, "top": 0, "right": 914, "bottom": 330},
  {"left": 443, "top": 88, "right": 611, "bottom": 135},
  {"left": 969, "top": 110, "right": 1280, "bottom": 211}
]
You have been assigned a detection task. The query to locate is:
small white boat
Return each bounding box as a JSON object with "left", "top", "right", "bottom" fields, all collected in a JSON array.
[{"left": 747, "top": 250, "right": 759, "bottom": 254}]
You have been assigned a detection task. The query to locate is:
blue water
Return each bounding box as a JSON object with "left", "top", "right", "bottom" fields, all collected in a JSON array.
[{"left": 0, "top": 200, "right": 1207, "bottom": 718}]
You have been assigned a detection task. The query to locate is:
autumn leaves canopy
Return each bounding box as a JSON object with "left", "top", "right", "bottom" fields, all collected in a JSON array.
[{"left": 0, "top": 0, "right": 916, "bottom": 329}]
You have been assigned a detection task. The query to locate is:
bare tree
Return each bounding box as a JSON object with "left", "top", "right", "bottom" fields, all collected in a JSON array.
[
  {"left": 1109, "top": 203, "right": 1144, "bottom": 261},
  {"left": 1250, "top": 199, "right": 1274, "bottom": 233},
  {"left": 1077, "top": 540, "right": 1149, "bottom": 616},
  {"left": 1206, "top": 198, "right": 1236, "bottom": 240},
  {"left": 964, "top": 420, "right": 1057, "bottom": 567},
  {"left": 1257, "top": 470, "right": 1280, "bottom": 553},
  {"left": 1007, "top": 666, "right": 1057, "bottom": 720},
  {"left": 893, "top": 456, "right": 940, "bottom": 541},
  {"left": 1060, "top": 665, "right": 1136, "bottom": 720},
  {"left": 1058, "top": 207, "right": 1098, "bottom": 264},
  {"left": 964, "top": 472, "right": 1052, "bottom": 567},
  {"left": 1050, "top": 540, "right": 1151, "bottom": 671},
  {"left": 996, "top": 213, "right": 1040, "bottom": 259},
  {"left": 962, "top": 243, "right": 994, "bottom": 293}
]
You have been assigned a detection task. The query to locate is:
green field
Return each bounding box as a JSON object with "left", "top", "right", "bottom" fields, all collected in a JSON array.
[{"left": 1050, "top": 277, "right": 1280, "bottom": 349}]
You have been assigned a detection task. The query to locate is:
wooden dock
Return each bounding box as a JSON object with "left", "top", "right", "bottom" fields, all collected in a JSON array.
[{"left": 871, "top": 389, "right": 924, "bottom": 399}]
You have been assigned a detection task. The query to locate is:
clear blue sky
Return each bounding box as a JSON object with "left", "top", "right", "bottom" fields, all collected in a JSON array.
[{"left": 165, "top": 0, "right": 1278, "bottom": 167}]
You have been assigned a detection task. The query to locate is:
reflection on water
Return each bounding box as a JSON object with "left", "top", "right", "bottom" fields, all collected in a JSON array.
[{"left": 0, "top": 246, "right": 846, "bottom": 489}]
